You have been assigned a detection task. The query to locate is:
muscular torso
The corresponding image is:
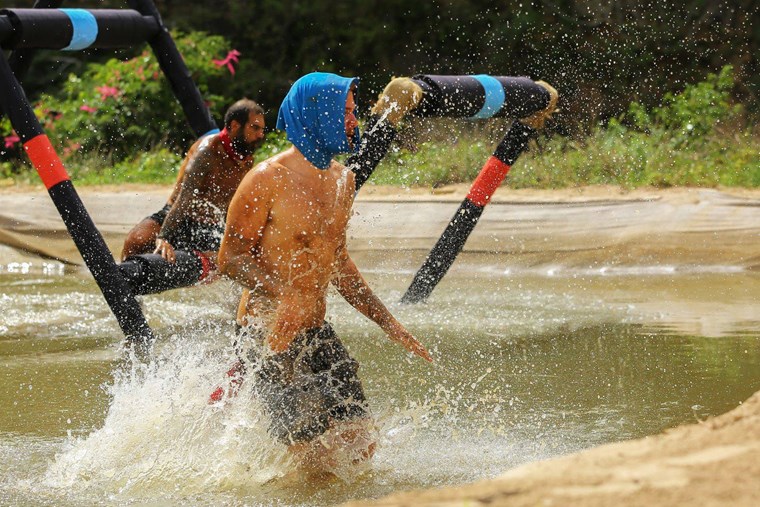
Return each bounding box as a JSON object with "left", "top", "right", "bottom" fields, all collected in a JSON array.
[{"left": 223, "top": 149, "right": 355, "bottom": 330}]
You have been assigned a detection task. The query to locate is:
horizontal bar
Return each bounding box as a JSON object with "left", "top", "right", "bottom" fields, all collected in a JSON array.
[
  {"left": 0, "top": 16, "right": 12, "bottom": 43},
  {"left": 412, "top": 74, "right": 550, "bottom": 119},
  {"left": 0, "top": 9, "right": 159, "bottom": 50}
]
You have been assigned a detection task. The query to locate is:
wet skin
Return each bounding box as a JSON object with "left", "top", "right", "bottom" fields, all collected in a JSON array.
[
  {"left": 218, "top": 92, "right": 431, "bottom": 361},
  {"left": 153, "top": 112, "right": 265, "bottom": 262}
]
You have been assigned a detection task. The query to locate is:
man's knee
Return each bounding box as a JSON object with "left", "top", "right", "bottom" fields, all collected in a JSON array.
[{"left": 121, "top": 217, "right": 161, "bottom": 259}]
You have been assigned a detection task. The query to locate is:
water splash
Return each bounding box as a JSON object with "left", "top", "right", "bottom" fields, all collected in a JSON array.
[{"left": 44, "top": 331, "right": 293, "bottom": 498}]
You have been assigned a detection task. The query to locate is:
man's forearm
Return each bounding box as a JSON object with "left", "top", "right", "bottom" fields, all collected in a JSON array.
[
  {"left": 333, "top": 261, "right": 396, "bottom": 331},
  {"left": 157, "top": 196, "right": 190, "bottom": 240}
]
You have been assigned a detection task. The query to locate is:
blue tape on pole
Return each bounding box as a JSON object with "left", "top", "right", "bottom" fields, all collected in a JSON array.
[
  {"left": 202, "top": 128, "right": 220, "bottom": 137},
  {"left": 60, "top": 9, "right": 98, "bottom": 51},
  {"left": 470, "top": 75, "right": 505, "bottom": 119}
]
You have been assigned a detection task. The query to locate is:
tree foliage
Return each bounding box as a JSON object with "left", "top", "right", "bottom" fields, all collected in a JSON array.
[
  {"left": 6, "top": 0, "right": 759, "bottom": 132},
  {"left": 1, "top": 31, "right": 235, "bottom": 166}
]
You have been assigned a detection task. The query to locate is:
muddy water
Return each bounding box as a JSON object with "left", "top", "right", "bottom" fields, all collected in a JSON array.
[{"left": 1, "top": 257, "right": 759, "bottom": 506}]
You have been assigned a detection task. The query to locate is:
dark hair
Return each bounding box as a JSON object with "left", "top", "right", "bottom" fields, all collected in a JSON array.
[{"left": 224, "top": 99, "right": 264, "bottom": 128}]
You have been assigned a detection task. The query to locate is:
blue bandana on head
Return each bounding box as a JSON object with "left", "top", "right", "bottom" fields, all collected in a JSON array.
[{"left": 276, "top": 72, "right": 360, "bottom": 169}]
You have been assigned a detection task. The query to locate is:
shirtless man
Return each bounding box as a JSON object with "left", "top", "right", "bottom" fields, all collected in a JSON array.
[
  {"left": 118, "top": 99, "right": 265, "bottom": 294},
  {"left": 217, "top": 73, "right": 431, "bottom": 469}
]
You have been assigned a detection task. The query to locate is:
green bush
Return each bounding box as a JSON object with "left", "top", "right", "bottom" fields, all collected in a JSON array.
[
  {"left": 253, "top": 130, "right": 291, "bottom": 165},
  {"left": 63, "top": 148, "right": 183, "bottom": 185},
  {"left": 0, "top": 30, "right": 236, "bottom": 172},
  {"left": 624, "top": 65, "right": 742, "bottom": 146}
]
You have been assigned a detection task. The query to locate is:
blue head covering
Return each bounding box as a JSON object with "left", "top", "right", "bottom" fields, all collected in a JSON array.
[{"left": 276, "top": 72, "right": 360, "bottom": 169}]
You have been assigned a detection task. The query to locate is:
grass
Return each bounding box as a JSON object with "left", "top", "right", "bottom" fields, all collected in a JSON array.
[
  {"left": 2, "top": 121, "right": 758, "bottom": 190},
  {"left": 369, "top": 120, "right": 760, "bottom": 189}
]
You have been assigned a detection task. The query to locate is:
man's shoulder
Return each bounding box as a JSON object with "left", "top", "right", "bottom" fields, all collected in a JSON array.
[
  {"left": 251, "top": 158, "right": 288, "bottom": 177},
  {"left": 187, "top": 134, "right": 225, "bottom": 163},
  {"left": 238, "top": 159, "right": 286, "bottom": 190},
  {"left": 328, "top": 161, "right": 356, "bottom": 187}
]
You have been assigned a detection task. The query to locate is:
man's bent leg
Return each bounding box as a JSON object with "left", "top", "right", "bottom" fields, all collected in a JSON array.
[
  {"left": 119, "top": 250, "right": 214, "bottom": 295},
  {"left": 121, "top": 217, "right": 161, "bottom": 260},
  {"left": 121, "top": 204, "right": 172, "bottom": 260},
  {"left": 288, "top": 417, "right": 376, "bottom": 473}
]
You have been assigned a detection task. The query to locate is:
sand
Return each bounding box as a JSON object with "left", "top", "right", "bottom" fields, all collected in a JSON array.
[{"left": 2, "top": 183, "right": 759, "bottom": 269}]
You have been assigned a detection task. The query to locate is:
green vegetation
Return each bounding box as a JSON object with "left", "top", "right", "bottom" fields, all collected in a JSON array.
[
  {"left": 1, "top": 53, "right": 757, "bottom": 189},
  {"left": 1, "top": 31, "right": 235, "bottom": 182},
  {"left": 372, "top": 66, "right": 759, "bottom": 189}
]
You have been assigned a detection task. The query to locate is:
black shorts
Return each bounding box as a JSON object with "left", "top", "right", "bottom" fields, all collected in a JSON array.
[
  {"left": 148, "top": 203, "right": 172, "bottom": 225},
  {"left": 238, "top": 322, "right": 369, "bottom": 445}
]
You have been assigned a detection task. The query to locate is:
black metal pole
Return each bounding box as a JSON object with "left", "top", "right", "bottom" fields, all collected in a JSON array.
[
  {"left": 347, "top": 114, "right": 397, "bottom": 191},
  {"left": 0, "top": 0, "right": 64, "bottom": 123},
  {"left": 401, "top": 121, "right": 536, "bottom": 304},
  {"left": 127, "top": 0, "right": 218, "bottom": 137},
  {"left": 0, "top": 50, "right": 153, "bottom": 348}
]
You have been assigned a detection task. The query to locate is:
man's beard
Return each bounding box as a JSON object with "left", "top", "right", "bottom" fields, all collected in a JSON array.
[{"left": 231, "top": 134, "right": 261, "bottom": 157}]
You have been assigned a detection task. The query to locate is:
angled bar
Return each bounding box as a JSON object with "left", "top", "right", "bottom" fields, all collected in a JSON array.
[
  {"left": 0, "top": 8, "right": 159, "bottom": 50},
  {"left": 0, "top": 50, "right": 154, "bottom": 348},
  {"left": 348, "top": 74, "right": 552, "bottom": 191},
  {"left": 128, "top": 0, "right": 218, "bottom": 137},
  {"left": 400, "top": 121, "right": 536, "bottom": 304}
]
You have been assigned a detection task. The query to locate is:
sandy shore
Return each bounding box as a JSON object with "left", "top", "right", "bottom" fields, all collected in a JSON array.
[
  {"left": 1, "top": 183, "right": 760, "bottom": 506},
  {"left": 344, "top": 390, "right": 760, "bottom": 507},
  {"left": 2, "top": 183, "right": 759, "bottom": 269}
]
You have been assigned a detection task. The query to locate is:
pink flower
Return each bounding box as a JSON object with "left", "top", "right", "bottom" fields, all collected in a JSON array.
[
  {"left": 63, "top": 142, "right": 82, "bottom": 157},
  {"left": 95, "top": 85, "right": 120, "bottom": 100},
  {"left": 3, "top": 134, "right": 20, "bottom": 149},
  {"left": 212, "top": 49, "right": 241, "bottom": 76},
  {"left": 80, "top": 105, "right": 97, "bottom": 113}
]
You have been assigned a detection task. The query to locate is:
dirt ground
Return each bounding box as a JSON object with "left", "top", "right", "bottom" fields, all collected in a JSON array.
[{"left": 1, "top": 183, "right": 760, "bottom": 506}]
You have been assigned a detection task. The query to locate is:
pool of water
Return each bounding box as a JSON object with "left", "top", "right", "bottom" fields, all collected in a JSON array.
[{"left": 1, "top": 256, "right": 759, "bottom": 506}]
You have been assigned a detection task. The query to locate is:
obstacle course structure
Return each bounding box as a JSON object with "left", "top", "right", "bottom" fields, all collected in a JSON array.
[
  {"left": 0, "top": 0, "right": 219, "bottom": 348},
  {"left": 347, "top": 74, "right": 558, "bottom": 303}
]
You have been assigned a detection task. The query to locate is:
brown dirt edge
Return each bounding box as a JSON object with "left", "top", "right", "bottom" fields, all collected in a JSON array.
[
  {"left": 3, "top": 182, "right": 760, "bottom": 201},
  {"left": 343, "top": 390, "right": 760, "bottom": 507}
]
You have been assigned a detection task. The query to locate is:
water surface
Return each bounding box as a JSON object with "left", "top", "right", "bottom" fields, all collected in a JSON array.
[{"left": 1, "top": 256, "right": 759, "bottom": 506}]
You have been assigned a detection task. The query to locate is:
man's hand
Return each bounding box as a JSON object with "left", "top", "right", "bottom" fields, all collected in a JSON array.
[
  {"left": 154, "top": 238, "right": 176, "bottom": 263},
  {"left": 387, "top": 322, "right": 433, "bottom": 362}
]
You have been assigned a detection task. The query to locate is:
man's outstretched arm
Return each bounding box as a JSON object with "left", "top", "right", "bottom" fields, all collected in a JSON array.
[{"left": 332, "top": 244, "right": 432, "bottom": 362}]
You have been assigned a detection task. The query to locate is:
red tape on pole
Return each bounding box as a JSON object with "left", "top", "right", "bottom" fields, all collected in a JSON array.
[
  {"left": 466, "top": 156, "right": 511, "bottom": 207},
  {"left": 23, "top": 134, "right": 70, "bottom": 189}
]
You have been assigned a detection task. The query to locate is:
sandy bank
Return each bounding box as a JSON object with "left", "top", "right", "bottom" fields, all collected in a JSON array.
[
  {"left": 1, "top": 184, "right": 759, "bottom": 269},
  {"left": 344, "top": 389, "right": 760, "bottom": 507}
]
